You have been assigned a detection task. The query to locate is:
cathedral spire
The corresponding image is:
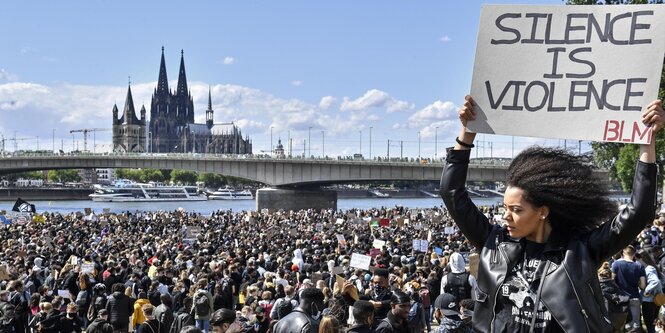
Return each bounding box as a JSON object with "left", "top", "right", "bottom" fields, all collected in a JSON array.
[
  {"left": 206, "top": 85, "right": 214, "bottom": 129},
  {"left": 157, "top": 46, "right": 169, "bottom": 95},
  {"left": 123, "top": 84, "right": 140, "bottom": 125},
  {"left": 176, "top": 49, "right": 189, "bottom": 97}
]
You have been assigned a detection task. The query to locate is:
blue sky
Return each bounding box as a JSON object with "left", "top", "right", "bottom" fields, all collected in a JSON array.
[{"left": 0, "top": 0, "right": 571, "bottom": 158}]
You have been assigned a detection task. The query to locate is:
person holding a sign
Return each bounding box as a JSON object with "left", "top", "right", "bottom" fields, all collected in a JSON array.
[{"left": 440, "top": 95, "right": 663, "bottom": 332}]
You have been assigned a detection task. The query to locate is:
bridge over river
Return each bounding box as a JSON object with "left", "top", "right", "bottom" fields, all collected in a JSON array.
[{"left": 0, "top": 153, "right": 609, "bottom": 210}]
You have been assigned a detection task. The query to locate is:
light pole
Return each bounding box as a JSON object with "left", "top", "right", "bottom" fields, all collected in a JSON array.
[
  {"left": 321, "top": 131, "right": 325, "bottom": 158},
  {"left": 418, "top": 131, "right": 421, "bottom": 159},
  {"left": 435, "top": 126, "right": 439, "bottom": 160},
  {"left": 359, "top": 130, "right": 362, "bottom": 156},
  {"left": 270, "top": 126, "right": 273, "bottom": 156},
  {"left": 52, "top": 129, "right": 56, "bottom": 153},
  {"left": 369, "top": 126, "right": 373, "bottom": 159},
  {"left": 308, "top": 126, "right": 312, "bottom": 157}
]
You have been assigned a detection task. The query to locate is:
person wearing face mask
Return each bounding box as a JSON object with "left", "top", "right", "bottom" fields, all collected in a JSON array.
[
  {"left": 347, "top": 300, "right": 375, "bottom": 333},
  {"left": 273, "top": 288, "right": 325, "bottom": 333},
  {"left": 58, "top": 303, "right": 83, "bottom": 333},
  {"left": 252, "top": 307, "right": 269, "bottom": 333},
  {"left": 375, "top": 291, "right": 411, "bottom": 333},
  {"left": 369, "top": 269, "right": 392, "bottom": 324}
]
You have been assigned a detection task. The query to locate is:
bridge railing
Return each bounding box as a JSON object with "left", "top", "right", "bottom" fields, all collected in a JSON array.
[{"left": 0, "top": 151, "right": 514, "bottom": 166}]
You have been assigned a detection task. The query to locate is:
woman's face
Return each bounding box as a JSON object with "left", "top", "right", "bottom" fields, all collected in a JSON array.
[{"left": 503, "top": 186, "right": 548, "bottom": 242}]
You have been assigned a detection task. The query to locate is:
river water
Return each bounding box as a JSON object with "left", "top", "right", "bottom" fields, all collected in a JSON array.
[
  {"left": 1, "top": 195, "right": 631, "bottom": 215},
  {"left": 0, "top": 197, "right": 506, "bottom": 214}
]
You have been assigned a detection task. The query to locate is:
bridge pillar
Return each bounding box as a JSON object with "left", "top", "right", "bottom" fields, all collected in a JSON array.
[{"left": 256, "top": 188, "right": 337, "bottom": 211}]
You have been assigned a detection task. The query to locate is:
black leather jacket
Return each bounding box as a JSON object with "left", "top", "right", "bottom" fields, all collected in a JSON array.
[
  {"left": 272, "top": 308, "right": 319, "bottom": 333},
  {"left": 440, "top": 149, "right": 657, "bottom": 333}
]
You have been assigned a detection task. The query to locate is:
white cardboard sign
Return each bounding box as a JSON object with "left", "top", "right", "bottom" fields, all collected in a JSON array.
[
  {"left": 350, "top": 253, "right": 372, "bottom": 271},
  {"left": 469, "top": 4, "right": 665, "bottom": 144}
]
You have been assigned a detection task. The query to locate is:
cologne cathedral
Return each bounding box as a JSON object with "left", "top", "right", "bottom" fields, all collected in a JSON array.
[{"left": 112, "top": 47, "right": 252, "bottom": 154}]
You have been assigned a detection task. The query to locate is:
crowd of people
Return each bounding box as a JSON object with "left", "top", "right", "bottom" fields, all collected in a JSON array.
[{"left": 0, "top": 198, "right": 663, "bottom": 333}]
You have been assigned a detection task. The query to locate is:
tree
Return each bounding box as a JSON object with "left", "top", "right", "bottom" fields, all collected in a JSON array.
[
  {"left": 171, "top": 170, "right": 198, "bottom": 185},
  {"left": 139, "top": 169, "right": 165, "bottom": 183},
  {"left": 198, "top": 173, "right": 226, "bottom": 188},
  {"left": 48, "top": 170, "right": 81, "bottom": 183}
]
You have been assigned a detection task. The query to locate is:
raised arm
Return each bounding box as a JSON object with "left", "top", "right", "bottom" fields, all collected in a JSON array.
[
  {"left": 587, "top": 100, "right": 663, "bottom": 263},
  {"left": 440, "top": 95, "right": 492, "bottom": 249}
]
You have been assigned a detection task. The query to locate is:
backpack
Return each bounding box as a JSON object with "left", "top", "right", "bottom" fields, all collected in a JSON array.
[
  {"left": 194, "top": 292, "right": 211, "bottom": 317},
  {"left": 444, "top": 272, "right": 472, "bottom": 302},
  {"left": 418, "top": 287, "right": 431, "bottom": 308},
  {"left": 220, "top": 278, "right": 233, "bottom": 296},
  {"left": 274, "top": 298, "right": 293, "bottom": 320}
]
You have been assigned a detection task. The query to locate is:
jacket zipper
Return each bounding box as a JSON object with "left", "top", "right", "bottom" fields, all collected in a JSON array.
[
  {"left": 491, "top": 234, "right": 499, "bottom": 264},
  {"left": 586, "top": 282, "right": 612, "bottom": 325},
  {"left": 489, "top": 242, "right": 506, "bottom": 333},
  {"left": 562, "top": 264, "right": 591, "bottom": 332}
]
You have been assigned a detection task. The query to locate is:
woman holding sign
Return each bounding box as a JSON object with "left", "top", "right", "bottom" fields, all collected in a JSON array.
[{"left": 440, "top": 95, "right": 663, "bottom": 332}]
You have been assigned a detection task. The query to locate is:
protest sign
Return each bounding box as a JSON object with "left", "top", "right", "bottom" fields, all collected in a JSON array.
[
  {"left": 0, "top": 265, "right": 9, "bottom": 280},
  {"left": 369, "top": 248, "right": 381, "bottom": 258},
  {"left": 80, "top": 263, "right": 95, "bottom": 274},
  {"left": 469, "top": 4, "right": 665, "bottom": 143},
  {"left": 331, "top": 266, "right": 344, "bottom": 276},
  {"left": 412, "top": 239, "right": 429, "bottom": 253},
  {"left": 336, "top": 234, "right": 346, "bottom": 245},
  {"left": 372, "top": 239, "right": 386, "bottom": 249},
  {"left": 184, "top": 226, "right": 201, "bottom": 244},
  {"left": 350, "top": 253, "right": 372, "bottom": 271}
]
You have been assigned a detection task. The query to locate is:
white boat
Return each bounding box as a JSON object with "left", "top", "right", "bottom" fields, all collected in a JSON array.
[
  {"left": 369, "top": 190, "right": 390, "bottom": 198},
  {"left": 89, "top": 179, "right": 208, "bottom": 202},
  {"left": 208, "top": 187, "right": 254, "bottom": 200}
]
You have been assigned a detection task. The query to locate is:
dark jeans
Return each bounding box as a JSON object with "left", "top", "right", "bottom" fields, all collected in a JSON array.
[{"left": 642, "top": 301, "right": 660, "bottom": 333}]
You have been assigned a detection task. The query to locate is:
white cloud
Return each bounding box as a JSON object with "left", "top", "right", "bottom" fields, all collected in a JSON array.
[
  {"left": 341, "top": 89, "right": 390, "bottom": 112},
  {"left": 291, "top": 80, "right": 302, "bottom": 87},
  {"left": 0, "top": 69, "right": 18, "bottom": 81},
  {"left": 407, "top": 100, "right": 457, "bottom": 126},
  {"left": 0, "top": 79, "right": 448, "bottom": 156},
  {"left": 20, "top": 46, "right": 36, "bottom": 55},
  {"left": 319, "top": 96, "right": 336, "bottom": 110},
  {"left": 340, "top": 89, "right": 413, "bottom": 114},
  {"left": 222, "top": 56, "right": 235, "bottom": 65},
  {"left": 386, "top": 100, "right": 412, "bottom": 113},
  {"left": 440, "top": 35, "right": 451, "bottom": 42}
]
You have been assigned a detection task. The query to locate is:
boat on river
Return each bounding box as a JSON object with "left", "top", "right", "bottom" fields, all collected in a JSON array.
[
  {"left": 207, "top": 187, "right": 254, "bottom": 200},
  {"left": 89, "top": 179, "right": 207, "bottom": 202}
]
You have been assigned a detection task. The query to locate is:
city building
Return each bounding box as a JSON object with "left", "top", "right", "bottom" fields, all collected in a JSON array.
[
  {"left": 95, "top": 168, "right": 115, "bottom": 185},
  {"left": 112, "top": 84, "right": 147, "bottom": 153},
  {"left": 148, "top": 47, "right": 252, "bottom": 154}
]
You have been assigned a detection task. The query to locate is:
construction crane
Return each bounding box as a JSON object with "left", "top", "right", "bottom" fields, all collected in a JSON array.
[
  {"left": 69, "top": 128, "right": 111, "bottom": 152},
  {"left": 8, "top": 136, "right": 38, "bottom": 151}
]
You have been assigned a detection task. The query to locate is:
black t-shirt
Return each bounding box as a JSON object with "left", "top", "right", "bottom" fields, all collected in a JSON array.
[{"left": 493, "top": 240, "right": 563, "bottom": 333}]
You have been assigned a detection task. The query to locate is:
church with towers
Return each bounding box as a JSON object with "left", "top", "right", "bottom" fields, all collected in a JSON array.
[{"left": 112, "top": 47, "right": 252, "bottom": 154}]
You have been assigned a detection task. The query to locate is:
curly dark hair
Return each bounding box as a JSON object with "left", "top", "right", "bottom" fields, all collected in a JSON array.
[{"left": 507, "top": 146, "right": 616, "bottom": 233}]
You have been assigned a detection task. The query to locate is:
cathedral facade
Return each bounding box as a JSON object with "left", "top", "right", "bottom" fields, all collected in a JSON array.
[
  {"left": 112, "top": 47, "right": 252, "bottom": 155},
  {"left": 112, "top": 85, "right": 147, "bottom": 153}
]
